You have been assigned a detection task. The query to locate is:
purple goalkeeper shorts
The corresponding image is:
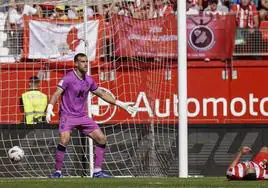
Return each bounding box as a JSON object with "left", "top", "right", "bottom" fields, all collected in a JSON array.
[{"left": 59, "top": 115, "right": 99, "bottom": 135}]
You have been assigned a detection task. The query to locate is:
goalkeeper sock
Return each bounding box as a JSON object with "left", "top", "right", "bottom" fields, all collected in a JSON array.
[
  {"left": 55, "top": 144, "right": 66, "bottom": 171},
  {"left": 94, "top": 144, "right": 106, "bottom": 169}
]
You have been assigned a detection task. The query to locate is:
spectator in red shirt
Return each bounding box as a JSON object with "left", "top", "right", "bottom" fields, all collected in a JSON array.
[
  {"left": 118, "top": 0, "right": 136, "bottom": 17},
  {"left": 187, "top": 0, "right": 201, "bottom": 15},
  {"left": 204, "top": 0, "right": 229, "bottom": 15},
  {"left": 200, "top": 0, "right": 210, "bottom": 10},
  {"left": 260, "top": 0, "right": 268, "bottom": 21},
  {"left": 132, "top": 0, "right": 154, "bottom": 19},
  {"left": 231, "top": 0, "right": 259, "bottom": 29},
  {"left": 152, "top": 0, "right": 174, "bottom": 17},
  {"left": 231, "top": 0, "right": 261, "bottom": 54}
]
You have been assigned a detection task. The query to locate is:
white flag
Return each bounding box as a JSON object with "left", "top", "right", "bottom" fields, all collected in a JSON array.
[{"left": 28, "top": 20, "right": 99, "bottom": 61}]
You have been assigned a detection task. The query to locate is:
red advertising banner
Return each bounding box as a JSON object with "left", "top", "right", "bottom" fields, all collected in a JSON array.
[
  {"left": 1, "top": 61, "right": 268, "bottom": 124},
  {"left": 112, "top": 14, "right": 236, "bottom": 60},
  {"left": 112, "top": 14, "right": 177, "bottom": 58}
]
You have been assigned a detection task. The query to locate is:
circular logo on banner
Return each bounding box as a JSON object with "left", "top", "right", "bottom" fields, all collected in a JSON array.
[
  {"left": 188, "top": 25, "right": 215, "bottom": 51},
  {"left": 88, "top": 87, "right": 117, "bottom": 124}
]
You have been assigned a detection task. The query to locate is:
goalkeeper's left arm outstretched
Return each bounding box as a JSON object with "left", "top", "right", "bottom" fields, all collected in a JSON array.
[{"left": 92, "top": 87, "right": 137, "bottom": 115}]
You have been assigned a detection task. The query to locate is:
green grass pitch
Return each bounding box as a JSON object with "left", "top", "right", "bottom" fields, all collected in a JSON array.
[{"left": 1, "top": 177, "right": 268, "bottom": 188}]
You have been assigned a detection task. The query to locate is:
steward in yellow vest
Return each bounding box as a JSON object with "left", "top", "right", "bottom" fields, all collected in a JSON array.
[{"left": 22, "top": 76, "right": 47, "bottom": 124}]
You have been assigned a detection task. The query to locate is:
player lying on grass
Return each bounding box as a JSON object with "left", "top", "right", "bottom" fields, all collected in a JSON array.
[
  {"left": 226, "top": 146, "right": 268, "bottom": 180},
  {"left": 46, "top": 53, "right": 137, "bottom": 178}
]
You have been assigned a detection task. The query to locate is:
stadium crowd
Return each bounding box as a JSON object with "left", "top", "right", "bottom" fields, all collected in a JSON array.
[
  {"left": 1, "top": 0, "right": 268, "bottom": 59},
  {"left": 3, "top": 0, "right": 268, "bottom": 28}
]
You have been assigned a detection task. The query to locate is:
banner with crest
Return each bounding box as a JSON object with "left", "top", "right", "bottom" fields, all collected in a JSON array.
[{"left": 23, "top": 16, "right": 99, "bottom": 61}]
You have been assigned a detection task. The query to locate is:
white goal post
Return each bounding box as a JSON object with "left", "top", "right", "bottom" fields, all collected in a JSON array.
[{"left": 177, "top": 0, "right": 188, "bottom": 178}]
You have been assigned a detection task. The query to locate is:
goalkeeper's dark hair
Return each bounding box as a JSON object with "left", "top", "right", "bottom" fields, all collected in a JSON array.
[
  {"left": 243, "top": 173, "right": 257, "bottom": 180},
  {"left": 74, "top": 53, "right": 87, "bottom": 62}
]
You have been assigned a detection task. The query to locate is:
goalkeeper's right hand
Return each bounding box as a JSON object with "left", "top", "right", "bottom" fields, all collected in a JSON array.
[
  {"left": 46, "top": 104, "right": 55, "bottom": 123},
  {"left": 115, "top": 100, "right": 137, "bottom": 115}
]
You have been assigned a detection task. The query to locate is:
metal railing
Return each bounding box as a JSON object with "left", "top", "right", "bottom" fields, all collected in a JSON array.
[{"left": 233, "top": 28, "right": 268, "bottom": 56}]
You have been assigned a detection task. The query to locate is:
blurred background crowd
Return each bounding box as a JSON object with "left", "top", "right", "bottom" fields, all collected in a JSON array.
[
  {"left": 0, "top": 0, "right": 268, "bottom": 61},
  {"left": 1, "top": 0, "right": 268, "bottom": 26}
]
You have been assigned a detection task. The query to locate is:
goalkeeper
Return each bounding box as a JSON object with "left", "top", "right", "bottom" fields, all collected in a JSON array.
[{"left": 46, "top": 53, "right": 137, "bottom": 178}]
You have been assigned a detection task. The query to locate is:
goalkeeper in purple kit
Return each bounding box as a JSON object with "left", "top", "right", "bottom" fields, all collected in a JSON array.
[{"left": 46, "top": 53, "right": 136, "bottom": 178}]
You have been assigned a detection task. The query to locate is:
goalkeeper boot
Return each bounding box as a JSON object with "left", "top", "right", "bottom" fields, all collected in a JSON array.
[
  {"left": 50, "top": 170, "right": 63, "bottom": 178},
  {"left": 93, "top": 171, "right": 113, "bottom": 178}
]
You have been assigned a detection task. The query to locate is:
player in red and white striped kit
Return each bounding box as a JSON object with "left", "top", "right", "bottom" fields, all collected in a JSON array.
[{"left": 226, "top": 146, "right": 268, "bottom": 180}]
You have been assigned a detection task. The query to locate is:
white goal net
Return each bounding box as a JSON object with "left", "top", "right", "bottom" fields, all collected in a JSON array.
[{"left": 0, "top": 0, "right": 178, "bottom": 177}]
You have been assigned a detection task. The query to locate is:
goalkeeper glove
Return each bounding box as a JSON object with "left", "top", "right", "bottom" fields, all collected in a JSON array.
[
  {"left": 46, "top": 104, "right": 55, "bottom": 123},
  {"left": 115, "top": 100, "right": 137, "bottom": 115}
]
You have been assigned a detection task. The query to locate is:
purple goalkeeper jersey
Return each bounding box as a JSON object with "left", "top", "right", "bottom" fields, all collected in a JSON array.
[{"left": 57, "top": 69, "right": 98, "bottom": 118}]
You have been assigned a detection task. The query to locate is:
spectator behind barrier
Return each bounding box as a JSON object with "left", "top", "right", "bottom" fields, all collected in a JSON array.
[
  {"left": 260, "top": 0, "right": 268, "bottom": 21},
  {"left": 152, "top": 0, "right": 174, "bottom": 18},
  {"left": 117, "top": 0, "right": 136, "bottom": 17},
  {"left": 39, "top": 3, "right": 55, "bottom": 18},
  {"left": 7, "top": 0, "right": 41, "bottom": 59},
  {"left": 219, "top": 0, "right": 232, "bottom": 10},
  {"left": 231, "top": 0, "right": 261, "bottom": 54},
  {"left": 200, "top": 0, "right": 209, "bottom": 10},
  {"left": 8, "top": 1, "right": 40, "bottom": 28},
  {"left": 50, "top": 5, "right": 68, "bottom": 20},
  {"left": 132, "top": 0, "right": 154, "bottom": 19},
  {"left": 204, "top": 0, "right": 229, "bottom": 15},
  {"left": 97, "top": 1, "right": 121, "bottom": 22},
  {"left": 0, "top": 0, "right": 9, "bottom": 12},
  {"left": 231, "top": 0, "right": 259, "bottom": 29},
  {"left": 187, "top": 0, "right": 200, "bottom": 15},
  {"left": 67, "top": 5, "right": 95, "bottom": 19}
]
